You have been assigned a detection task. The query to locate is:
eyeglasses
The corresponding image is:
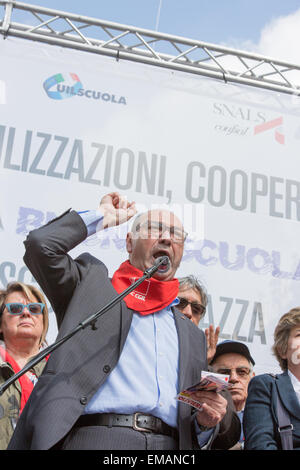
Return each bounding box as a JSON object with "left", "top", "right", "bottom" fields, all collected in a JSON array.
[
  {"left": 5, "top": 303, "right": 45, "bottom": 315},
  {"left": 137, "top": 221, "right": 188, "bottom": 244},
  {"left": 214, "top": 367, "right": 251, "bottom": 379},
  {"left": 177, "top": 297, "right": 206, "bottom": 317}
]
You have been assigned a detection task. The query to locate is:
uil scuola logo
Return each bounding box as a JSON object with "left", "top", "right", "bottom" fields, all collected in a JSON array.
[
  {"left": 43, "top": 73, "right": 82, "bottom": 100},
  {"left": 43, "top": 72, "right": 127, "bottom": 104}
]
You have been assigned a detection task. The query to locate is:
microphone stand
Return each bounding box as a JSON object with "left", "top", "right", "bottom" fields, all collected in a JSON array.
[{"left": 0, "top": 257, "right": 168, "bottom": 396}]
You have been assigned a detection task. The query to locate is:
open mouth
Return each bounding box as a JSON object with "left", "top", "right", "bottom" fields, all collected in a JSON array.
[{"left": 153, "top": 252, "right": 171, "bottom": 273}]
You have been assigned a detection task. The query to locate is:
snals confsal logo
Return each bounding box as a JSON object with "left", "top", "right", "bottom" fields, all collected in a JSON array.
[
  {"left": 43, "top": 72, "right": 127, "bottom": 104},
  {"left": 213, "top": 102, "right": 285, "bottom": 144}
]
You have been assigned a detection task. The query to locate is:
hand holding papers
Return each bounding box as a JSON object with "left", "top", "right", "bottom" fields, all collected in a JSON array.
[{"left": 177, "top": 371, "right": 231, "bottom": 411}]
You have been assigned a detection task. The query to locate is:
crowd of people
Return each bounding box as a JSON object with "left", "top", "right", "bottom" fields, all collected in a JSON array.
[{"left": 0, "top": 192, "right": 299, "bottom": 450}]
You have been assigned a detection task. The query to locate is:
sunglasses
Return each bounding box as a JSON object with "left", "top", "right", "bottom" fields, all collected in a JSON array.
[
  {"left": 5, "top": 303, "right": 45, "bottom": 315},
  {"left": 177, "top": 297, "right": 206, "bottom": 317}
]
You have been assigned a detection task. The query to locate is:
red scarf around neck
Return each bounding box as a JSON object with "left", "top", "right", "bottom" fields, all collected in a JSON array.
[
  {"left": 0, "top": 346, "right": 49, "bottom": 414},
  {"left": 111, "top": 260, "right": 179, "bottom": 315},
  {"left": 0, "top": 345, "right": 34, "bottom": 414}
]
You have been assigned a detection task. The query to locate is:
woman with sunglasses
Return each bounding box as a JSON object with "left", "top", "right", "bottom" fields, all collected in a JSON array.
[{"left": 0, "top": 281, "right": 49, "bottom": 449}]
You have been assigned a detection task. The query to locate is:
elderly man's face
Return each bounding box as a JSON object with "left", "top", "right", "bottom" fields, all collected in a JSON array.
[
  {"left": 126, "top": 210, "right": 185, "bottom": 281},
  {"left": 176, "top": 286, "right": 205, "bottom": 325},
  {"left": 211, "top": 352, "right": 254, "bottom": 411}
]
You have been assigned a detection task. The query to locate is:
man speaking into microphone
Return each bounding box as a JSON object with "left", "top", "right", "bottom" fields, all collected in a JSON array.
[{"left": 8, "top": 192, "right": 240, "bottom": 450}]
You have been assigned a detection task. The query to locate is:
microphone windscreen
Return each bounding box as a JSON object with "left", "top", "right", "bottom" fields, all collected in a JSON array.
[{"left": 155, "top": 256, "right": 170, "bottom": 270}]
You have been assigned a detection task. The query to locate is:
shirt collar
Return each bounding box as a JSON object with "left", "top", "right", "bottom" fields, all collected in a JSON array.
[
  {"left": 165, "top": 297, "right": 180, "bottom": 311},
  {"left": 288, "top": 369, "right": 300, "bottom": 391}
]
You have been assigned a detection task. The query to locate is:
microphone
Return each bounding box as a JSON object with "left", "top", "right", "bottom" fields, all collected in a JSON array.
[
  {"left": 156, "top": 255, "right": 170, "bottom": 272},
  {"left": 144, "top": 256, "right": 170, "bottom": 278}
]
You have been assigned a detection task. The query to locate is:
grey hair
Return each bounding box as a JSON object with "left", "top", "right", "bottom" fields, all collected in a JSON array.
[{"left": 178, "top": 275, "right": 208, "bottom": 308}]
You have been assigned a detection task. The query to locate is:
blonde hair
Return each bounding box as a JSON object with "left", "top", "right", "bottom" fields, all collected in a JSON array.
[
  {"left": 272, "top": 307, "right": 300, "bottom": 370},
  {"left": 0, "top": 281, "right": 49, "bottom": 345}
]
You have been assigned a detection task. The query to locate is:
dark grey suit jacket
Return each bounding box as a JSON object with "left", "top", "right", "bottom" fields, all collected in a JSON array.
[
  {"left": 8, "top": 210, "right": 239, "bottom": 450},
  {"left": 243, "top": 371, "right": 300, "bottom": 449}
]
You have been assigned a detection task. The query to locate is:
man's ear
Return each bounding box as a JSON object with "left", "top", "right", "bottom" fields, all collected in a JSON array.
[{"left": 126, "top": 232, "right": 133, "bottom": 255}]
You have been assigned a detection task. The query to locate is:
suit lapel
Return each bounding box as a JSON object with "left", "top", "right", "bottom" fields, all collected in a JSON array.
[
  {"left": 173, "top": 307, "right": 191, "bottom": 392},
  {"left": 173, "top": 307, "right": 207, "bottom": 449},
  {"left": 120, "top": 302, "right": 134, "bottom": 352},
  {"left": 276, "top": 371, "right": 300, "bottom": 419}
]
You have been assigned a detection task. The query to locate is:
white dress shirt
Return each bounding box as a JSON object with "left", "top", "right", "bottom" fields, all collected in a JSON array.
[{"left": 288, "top": 369, "right": 300, "bottom": 406}]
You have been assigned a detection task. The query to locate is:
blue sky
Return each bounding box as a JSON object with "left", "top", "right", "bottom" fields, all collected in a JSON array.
[{"left": 3, "top": 0, "right": 300, "bottom": 55}]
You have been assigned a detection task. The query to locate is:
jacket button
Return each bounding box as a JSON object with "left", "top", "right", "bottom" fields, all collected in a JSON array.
[
  {"left": 80, "top": 396, "right": 88, "bottom": 405},
  {"left": 103, "top": 365, "right": 111, "bottom": 373}
]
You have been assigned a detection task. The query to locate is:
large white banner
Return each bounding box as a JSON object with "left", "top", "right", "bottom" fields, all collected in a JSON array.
[{"left": 1, "top": 37, "right": 300, "bottom": 375}]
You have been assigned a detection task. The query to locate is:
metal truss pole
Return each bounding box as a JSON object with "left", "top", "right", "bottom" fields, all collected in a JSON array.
[{"left": 1, "top": 0, "right": 300, "bottom": 96}]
